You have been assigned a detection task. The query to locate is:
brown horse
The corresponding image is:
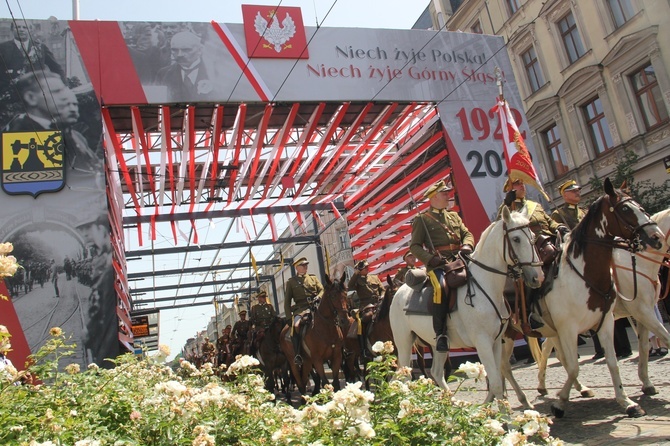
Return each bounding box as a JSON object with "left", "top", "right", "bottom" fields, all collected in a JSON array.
[
  {"left": 280, "top": 272, "right": 349, "bottom": 395},
  {"left": 255, "top": 316, "right": 291, "bottom": 399}
]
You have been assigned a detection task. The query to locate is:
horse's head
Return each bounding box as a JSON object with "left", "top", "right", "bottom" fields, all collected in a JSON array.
[
  {"left": 499, "top": 205, "right": 544, "bottom": 288},
  {"left": 323, "top": 271, "right": 350, "bottom": 325},
  {"left": 600, "top": 178, "right": 664, "bottom": 250}
]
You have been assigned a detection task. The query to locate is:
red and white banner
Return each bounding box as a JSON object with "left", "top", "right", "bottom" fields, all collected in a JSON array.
[{"left": 492, "top": 99, "right": 548, "bottom": 199}]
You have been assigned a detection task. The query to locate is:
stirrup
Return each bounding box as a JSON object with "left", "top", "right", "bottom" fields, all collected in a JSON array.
[
  {"left": 294, "top": 354, "right": 303, "bottom": 366},
  {"left": 435, "top": 334, "right": 449, "bottom": 352}
]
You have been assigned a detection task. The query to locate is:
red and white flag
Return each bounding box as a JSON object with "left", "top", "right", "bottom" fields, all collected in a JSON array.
[{"left": 492, "top": 99, "right": 549, "bottom": 200}]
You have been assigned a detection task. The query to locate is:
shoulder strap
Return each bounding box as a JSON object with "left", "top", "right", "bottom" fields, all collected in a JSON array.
[{"left": 423, "top": 211, "right": 458, "bottom": 238}]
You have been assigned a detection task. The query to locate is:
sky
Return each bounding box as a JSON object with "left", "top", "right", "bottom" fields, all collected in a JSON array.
[
  {"left": 2, "top": 0, "right": 428, "bottom": 30},
  {"left": 1, "top": 0, "right": 431, "bottom": 360}
]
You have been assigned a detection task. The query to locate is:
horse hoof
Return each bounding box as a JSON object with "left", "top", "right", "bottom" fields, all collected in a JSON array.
[
  {"left": 626, "top": 405, "right": 646, "bottom": 418},
  {"left": 551, "top": 405, "right": 565, "bottom": 418},
  {"left": 642, "top": 386, "right": 658, "bottom": 396},
  {"left": 580, "top": 389, "right": 595, "bottom": 398},
  {"left": 537, "top": 388, "right": 548, "bottom": 396}
]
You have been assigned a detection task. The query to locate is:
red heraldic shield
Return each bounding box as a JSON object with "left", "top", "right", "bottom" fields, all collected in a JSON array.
[{"left": 242, "top": 5, "right": 309, "bottom": 59}]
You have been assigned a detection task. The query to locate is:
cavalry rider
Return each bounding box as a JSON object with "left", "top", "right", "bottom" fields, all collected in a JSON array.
[
  {"left": 231, "top": 309, "right": 251, "bottom": 356},
  {"left": 551, "top": 179, "right": 586, "bottom": 230},
  {"left": 410, "top": 178, "right": 474, "bottom": 352},
  {"left": 249, "top": 291, "right": 276, "bottom": 353},
  {"left": 250, "top": 291, "right": 276, "bottom": 330},
  {"left": 348, "top": 259, "right": 386, "bottom": 358},
  {"left": 394, "top": 250, "right": 417, "bottom": 286},
  {"left": 216, "top": 327, "right": 231, "bottom": 366},
  {"left": 498, "top": 178, "right": 568, "bottom": 238},
  {"left": 498, "top": 177, "right": 568, "bottom": 329},
  {"left": 201, "top": 336, "right": 216, "bottom": 364},
  {"left": 284, "top": 257, "right": 324, "bottom": 366}
]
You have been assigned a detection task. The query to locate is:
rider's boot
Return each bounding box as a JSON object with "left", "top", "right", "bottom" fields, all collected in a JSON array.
[
  {"left": 359, "top": 334, "right": 370, "bottom": 359},
  {"left": 433, "top": 299, "right": 449, "bottom": 353},
  {"left": 292, "top": 333, "right": 303, "bottom": 366}
]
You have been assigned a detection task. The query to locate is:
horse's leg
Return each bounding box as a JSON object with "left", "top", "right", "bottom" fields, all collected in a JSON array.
[
  {"left": 551, "top": 339, "right": 594, "bottom": 398},
  {"left": 536, "top": 337, "right": 552, "bottom": 396},
  {"left": 429, "top": 350, "right": 449, "bottom": 389},
  {"left": 627, "top": 304, "right": 670, "bottom": 395},
  {"left": 501, "top": 335, "right": 533, "bottom": 409},
  {"left": 477, "top": 338, "right": 505, "bottom": 403},
  {"left": 635, "top": 323, "right": 654, "bottom": 395},
  {"left": 598, "top": 315, "right": 645, "bottom": 417},
  {"left": 331, "top": 349, "right": 343, "bottom": 391}
]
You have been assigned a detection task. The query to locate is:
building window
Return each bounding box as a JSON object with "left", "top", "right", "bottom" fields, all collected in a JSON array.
[
  {"left": 506, "top": 0, "right": 521, "bottom": 15},
  {"left": 521, "top": 46, "right": 544, "bottom": 93},
  {"left": 583, "top": 97, "right": 614, "bottom": 155},
  {"left": 608, "top": 0, "right": 635, "bottom": 28},
  {"left": 471, "top": 21, "right": 483, "bottom": 34},
  {"left": 630, "top": 64, "right": 669, "bottom": 131},
  {"left": 542, "top": 125, "right": 569, "bottom": 177},
  {"left": 558, "top": 12, "right": 585, "bottom": 64},
  {"left": 338, "top": 228, "right": 350, "bottom": 250}
]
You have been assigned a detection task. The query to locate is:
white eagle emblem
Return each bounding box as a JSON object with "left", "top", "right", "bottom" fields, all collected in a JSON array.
[{"left": 254, "top": 11, "right": 296, "bottom": 53}]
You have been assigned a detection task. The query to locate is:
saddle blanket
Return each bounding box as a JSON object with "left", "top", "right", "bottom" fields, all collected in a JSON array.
[{"left": 403, "top": 286, "right": 434, "bottom": 315}]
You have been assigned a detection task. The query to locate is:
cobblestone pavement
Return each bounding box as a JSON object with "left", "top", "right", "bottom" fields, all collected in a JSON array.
[{"left": 450, "top": 331, "right": 670, "bottom": 445}]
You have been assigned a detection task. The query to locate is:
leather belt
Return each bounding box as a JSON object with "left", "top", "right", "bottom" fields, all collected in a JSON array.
[{"left": 434, "top": 244, "right": 460, "bottom": 252}]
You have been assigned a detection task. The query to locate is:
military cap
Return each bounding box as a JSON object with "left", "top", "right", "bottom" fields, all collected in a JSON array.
[
  {"left": 503, "top": 177, "right": 524, "bottom": 192},
  {"left": 293, "top": 257, "right": 309, "bottom": 267},
  {"left": 403, "top": 250, "right": 414, "bottom": 260},
  {"left": 424, "top": 178, "right": 453, "bottom": 199},
  {"left": 238, "top": 309, "right": 247, "bottom": 315},
  {"left": 257, "top": 291, "right": 267, "bottom": 299},
  {"left": 355, "top": 259, "right": 369, "bottom": 270},
  {"left": 558, "top": 179, "right": 580, "bottom": 195}
]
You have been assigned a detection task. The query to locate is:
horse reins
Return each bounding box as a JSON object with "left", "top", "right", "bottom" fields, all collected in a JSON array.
[{"left": 461, "top": 220, "right": 542, "bottom": 340}]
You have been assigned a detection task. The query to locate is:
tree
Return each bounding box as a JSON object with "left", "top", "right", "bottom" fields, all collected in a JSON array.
[{"left": 587, "top": 150, "right": 670, "bottom": 214}]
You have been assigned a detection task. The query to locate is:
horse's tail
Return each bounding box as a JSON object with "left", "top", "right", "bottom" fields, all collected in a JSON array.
[{"left": 527, "top": 337, "right": 542, "bottom": 363}]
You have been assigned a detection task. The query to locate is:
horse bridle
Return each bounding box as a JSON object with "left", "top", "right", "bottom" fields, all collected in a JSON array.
[
  {"left": 463, "top": 220, "right": 542, "bottom": 339},
  {"left": 313, "top": 282, "right": 348, "bottom": 329},
  {"left": 608, "top": 196, "right": 658, "bottom": 248}
]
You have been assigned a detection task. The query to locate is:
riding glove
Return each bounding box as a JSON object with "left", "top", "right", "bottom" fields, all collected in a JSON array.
[
  {"left": 504, "top": 190, "right": 517, "bottom": 206},
  {"left": 459, "top": 244, "right": 473, "bottom": 256},
  {"left": 428, "top": 256, "right": 447, "bottom": 268}
]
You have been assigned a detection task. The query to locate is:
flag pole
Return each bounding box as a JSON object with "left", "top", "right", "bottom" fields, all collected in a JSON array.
[{"left": 494, "top": 67, "right": 511, "bottom": 186}]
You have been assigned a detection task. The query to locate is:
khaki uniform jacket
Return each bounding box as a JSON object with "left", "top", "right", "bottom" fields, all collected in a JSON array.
[
  {"left": 497, "top": 199, "right": 560, "bottom": 237},
  {"left": 551, "top": 204, "right": 586, "bottom": 230},
  {"left": 232, "top": 320, "right": 251, "bottom": 340},
  {"left": 394, "top": 265, "right": 414, "bottom": 284},
  {"left": 410, "top": 208, "right": 475, "bottom": 272},
  {"left": 348, "top": 272, "right": 385, "bottom": 308},
  {"left": 284, "top": 274, "right": 324, "bottom": 318},
  {"left": 250, "top": 303, "right": 276, "bottom": 329}
]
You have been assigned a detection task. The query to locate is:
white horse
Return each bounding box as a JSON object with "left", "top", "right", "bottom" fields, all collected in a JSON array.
[
  {"left": 390, "top": 206, "right": 544, "bottom": 404},
  {"left": 534, "top": 208, "right": 670, "bottom": 397},
  {"left": 517, "top": 179, "right": 664, "bottom": 418}
]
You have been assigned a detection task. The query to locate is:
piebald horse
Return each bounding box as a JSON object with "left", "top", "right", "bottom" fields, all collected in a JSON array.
[
  {"left": 280, "top": 273, "right": 349, "bottom": 395},
  {"left": 517, "top": 179, "right": 664, "bottom": 418},
  {"left": 390, "top": 206, "right": 543, "bottom": 402},
  {"left": 534, "top": 207, "right": 670, "bottom": 398}
]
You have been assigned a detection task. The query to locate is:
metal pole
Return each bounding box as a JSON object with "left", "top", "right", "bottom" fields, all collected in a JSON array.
[{"left": 72, "top": 0, "right": 79, "bottom": 20}]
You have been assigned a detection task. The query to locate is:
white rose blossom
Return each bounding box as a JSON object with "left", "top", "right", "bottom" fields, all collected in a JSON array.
[{"left": 457, "top": 361, "right": 487, "bottom": 381}]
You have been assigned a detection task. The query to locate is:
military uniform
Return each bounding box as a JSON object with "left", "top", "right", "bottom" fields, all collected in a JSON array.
[
  {"left": 201, "top": 339, "right": 216, "bottom": 363},
  {"left": 348, "top": 271, "right": 385, "bottom": 309},
  {"left": 250, "top": 302, "right": 276, "bottom": 329},
  {"left": 284, "top": 273, "right": 324, "bottom": 318},
  {"left": 410, "top": 179, "right": 474, "bottom": 352},
  {"left": 232, "top": 318, "right": 251, "bottom": 341},
  {"left": 285, "top": 257, "right": 324, "bottom": 366},
  {"left": 410, "top": 208, "right": 475, "bottom": 270},
  {"left": 551, "top": 204, "right": 586, "bottom": 230},
  {"left": 394, "top": 265, "right": 414, "bottom": 284},
  {"left": 497, "top": 198, "right": 560, "bottom": 237}
]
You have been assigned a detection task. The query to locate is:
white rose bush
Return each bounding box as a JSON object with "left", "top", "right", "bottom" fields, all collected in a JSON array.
[{"left": 0, "top": 327, "right": 565, "bottom": 445}]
